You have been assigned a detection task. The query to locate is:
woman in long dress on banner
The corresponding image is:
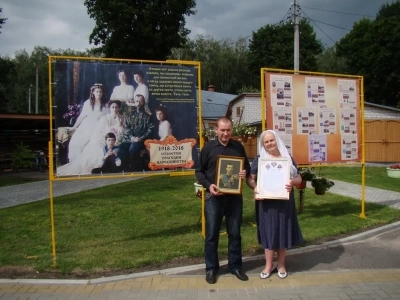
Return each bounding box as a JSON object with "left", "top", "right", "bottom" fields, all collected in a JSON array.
[
  {"left": 67, "top": 83, "right": 109, "bottom": 163},
  {"left": 110, "top": 70, "right": 135, "bottom": 115},
  {"left": 58, "top": 100, "right": 124, "bottom": 175}
]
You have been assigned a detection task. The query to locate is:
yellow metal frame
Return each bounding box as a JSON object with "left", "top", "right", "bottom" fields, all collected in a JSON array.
[
  {"left": 260, "top": 68, "right": 366, "bottom": 219},
  {"left": 47, "top": 56, "right": 203, "bottom": 265}
]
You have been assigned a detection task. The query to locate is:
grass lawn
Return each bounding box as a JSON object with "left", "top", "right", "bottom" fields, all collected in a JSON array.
[{"left": 0, "top": 166, "right": 399, "bottom": 278}]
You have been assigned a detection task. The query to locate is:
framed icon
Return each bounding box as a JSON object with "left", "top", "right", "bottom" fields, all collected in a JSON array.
[{"left": 215, "top": 155, "right": 244, "bottom": 195}]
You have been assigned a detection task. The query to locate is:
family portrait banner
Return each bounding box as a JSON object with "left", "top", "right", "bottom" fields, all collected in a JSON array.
[{"left": 52, "top": 58, "right": 199, "bottom": 177}]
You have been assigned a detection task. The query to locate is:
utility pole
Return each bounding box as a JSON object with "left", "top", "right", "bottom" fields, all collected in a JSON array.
[
  {"left": 35, "top": 64, "right": 39, "bottom": 114},
  {"left": 293, "top": 0, "right": 300, "bottom": 72},
  {"left": 28, "top": 84, "right": 32, "bottom": 113}
]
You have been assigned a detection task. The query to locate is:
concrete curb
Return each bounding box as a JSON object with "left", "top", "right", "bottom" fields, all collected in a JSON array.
[{"left": 2, "top": 220, "right": 399, "bottom": 285}]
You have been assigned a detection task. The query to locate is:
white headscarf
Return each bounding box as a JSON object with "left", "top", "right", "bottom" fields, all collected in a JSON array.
[{"left": 259, "top": 130, "right": 298, "bottom": 179}]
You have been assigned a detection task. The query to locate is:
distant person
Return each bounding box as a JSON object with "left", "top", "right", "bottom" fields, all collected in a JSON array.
[
  {"left": 246, "top": 129, "right": 303, "bottom": 280},
  {"left": 195, "top": 117, "right": 250, "bottom": 284},
  {"left": 68, "top": 83, "right": 109, "bottom": 163}
]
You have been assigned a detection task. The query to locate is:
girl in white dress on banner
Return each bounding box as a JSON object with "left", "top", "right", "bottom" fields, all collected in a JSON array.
[
  {"left": 67, "top": 83, "right": 109, "bottom": 163},
  {"left": 155, "top": 104, "right": 172, "bottom": 141}
]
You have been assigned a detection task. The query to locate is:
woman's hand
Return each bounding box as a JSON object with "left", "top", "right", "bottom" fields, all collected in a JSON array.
[{"left": 285, "top": 180, "right": 293, "bottom": 192}]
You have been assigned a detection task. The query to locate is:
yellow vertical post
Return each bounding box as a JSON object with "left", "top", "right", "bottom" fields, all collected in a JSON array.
[
  {"left": 48, "top": 57, "right": 57, "bottom": 265},
  {"left": 196, "top": 63, "right": 206, "bottom": 238},
  {"left": 48, "top": 141, "right": 57, "bottom": 266},
  {"left": 360, "top": 76, "right": 366, "bottom": 218},
  {"left": 260, "top": 68, "right": 266, "bottom": 131}
]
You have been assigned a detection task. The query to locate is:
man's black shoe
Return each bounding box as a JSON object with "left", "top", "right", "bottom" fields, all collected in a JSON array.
[
  {"left": 231, "top": 269, "right": 249, "bottom": 281},
  {"left": 205, "top": 270, "right": 217, "bottom": 284}
]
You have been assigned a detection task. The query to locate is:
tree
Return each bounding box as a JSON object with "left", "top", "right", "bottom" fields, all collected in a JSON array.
[
  {"left": 84, "top": 0, "right": 196, "bottom": 60},
  {"left": 248, "top": 19, "right": 323, "bottom": 79},
  {"left": 170, "top": 35, "right": 257, "bottom": 94},
  {"left": 0, "top": 56, "right": 16, "bottom": 112},
  {"left": 3, "top": 46, "right": 94, "bottom": 114},
  {"left": 0, "top": 8, "right": 7, "bottom": 34},
  {"left": 316, "top": 46, "right": 348, "bottom": 74},
  {"left": 336, "top": 2, "right": 400, "bottom": 107}
]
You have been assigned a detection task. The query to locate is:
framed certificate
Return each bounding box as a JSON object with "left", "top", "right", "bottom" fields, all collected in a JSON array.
[
  {"left": 215, "top": 155, "right": 244, "bottom": 195},
  {"left": 256, "top": 157, "right": 290, "bottom": 200}
]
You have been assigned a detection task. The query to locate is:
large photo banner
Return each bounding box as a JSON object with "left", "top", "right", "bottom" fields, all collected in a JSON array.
[{"left": 54, "top": 60, "right": 198, "bottom": 176}]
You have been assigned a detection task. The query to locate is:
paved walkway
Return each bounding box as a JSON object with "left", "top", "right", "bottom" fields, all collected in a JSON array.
[{"left": 1, "top": 173, "right": 400, "bottom": 299}]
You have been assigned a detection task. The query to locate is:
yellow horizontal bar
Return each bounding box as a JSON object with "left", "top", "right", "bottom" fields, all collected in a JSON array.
[
  {"left": 261, "top": 67, "right": 363, "bottom": 79},
  {"left": 48, "top": 56, "right": 200, "bottom": 66}
]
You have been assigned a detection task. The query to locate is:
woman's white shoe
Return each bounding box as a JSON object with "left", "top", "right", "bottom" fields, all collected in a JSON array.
[
  {"left": 277, "top": 271, "right": 288, "bottom": 279},
  {"left": 259, "top": 266, "right": 276, "bottom": 279}
]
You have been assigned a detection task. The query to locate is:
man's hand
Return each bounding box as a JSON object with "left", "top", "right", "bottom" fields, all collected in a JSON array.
[
  {"left": 238, "top": 169, "right": 247, "bottom": 179},
  {"left": 209, "top": 184, "right": 223, "bottom": 196}
]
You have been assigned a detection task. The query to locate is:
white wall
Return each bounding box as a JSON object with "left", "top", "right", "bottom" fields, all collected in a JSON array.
[{"left": 364, "top": 105, "right": 400, "bottom": 120}]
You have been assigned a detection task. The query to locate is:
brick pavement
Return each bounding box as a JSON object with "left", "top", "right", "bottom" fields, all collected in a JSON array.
[{"left": 1, "top": 270, "right": 400, "bottom": 299}]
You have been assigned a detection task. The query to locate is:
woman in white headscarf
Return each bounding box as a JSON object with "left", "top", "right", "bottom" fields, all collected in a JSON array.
[{"left": 246, "top": 130, "right": 303, "bottom": 280}]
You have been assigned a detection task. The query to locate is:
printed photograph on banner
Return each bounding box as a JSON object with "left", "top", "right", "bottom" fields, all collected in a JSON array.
[
  {"left": 53, "top": 61, "right": 198, "bottom": 176},
  {"left": 306, "top": 77, "right": 326, "bottom": 108},
  {"left": 338, "top": 79, "right": 357, "bottom": 109},
  {"left": 270, "top": 75, "right": 293, "bottom": 107},
  {"left": 341, "top": 134, "right": 358, "bottom": 160},
  {"left": 272, "top": 107, "right": 293, "bottom": 134},
  {"left": 280, "top": 134, "right": 293, "bottom": 155},
  {"left": 308, "top": 134, "right": 327, "bottom": 163},
  {"left": 339, "top": 108, "right": 357, "bottom": 134},
  {"left": 297, "top": 107, "right": 317, "bottom": 135},
  {"left": 319, "top": 108, "right": 337, "bottom": 134}
]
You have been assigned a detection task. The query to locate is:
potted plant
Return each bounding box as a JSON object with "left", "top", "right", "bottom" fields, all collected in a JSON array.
[
  {"left": 205, "top": 128, "right": 216, "bottom": 140},
  {"left": 387, "top": 164, "right": 400, "bottom": 178},
  {"left": 245, "top": 126, "right": 257, "bottom": 139},
  {"left": 311, "top": 177, "right": 335, "bottom": 195},
  {"left": 296, "top": 167, "right": 315, "bottom": 189}
]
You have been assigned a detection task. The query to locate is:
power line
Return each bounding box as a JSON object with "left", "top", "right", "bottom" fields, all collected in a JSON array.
[
  {"left": 300, "top": 7, "right": 345, "bottom": 44},
  {"left": 301, "top": 6, "right": 375, "bottom": 18},
  {"left": 302, "top": 16, "right": 352, "bottom": 32}
]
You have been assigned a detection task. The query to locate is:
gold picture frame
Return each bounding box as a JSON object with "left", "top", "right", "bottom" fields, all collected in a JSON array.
[{"left": 215, "top": 155, "right": 244, "bottom": 195}]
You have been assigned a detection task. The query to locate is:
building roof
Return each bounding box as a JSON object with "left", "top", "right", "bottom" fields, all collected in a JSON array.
[
  {"left": 365, "top": 102, "right": 400, "bottom": 112},
  {"left": 200, "top": 90, "right": 237, "bottom": 119}
]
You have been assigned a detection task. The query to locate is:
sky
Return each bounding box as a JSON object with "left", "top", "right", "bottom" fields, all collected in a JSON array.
[{"left": 0, "top": 0, "right": 392, "bottom": 57}]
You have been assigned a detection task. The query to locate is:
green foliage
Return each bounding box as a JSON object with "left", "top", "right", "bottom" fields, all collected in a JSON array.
[
  {"left": 12, "top": 143, "right": 34, "bottom": 170},
  {"left": 84, "top": 0, "right": 196, "bottom": 60},
  {"left": 298, "top": 167, "right": 316, "bottom": 181},
  {"left": 316, "top": 46, "right": 348, "bottom": 74},
  {"left": 0, "top": 8, "right": 7, "bottom": 34},
  {"left": 236, "top": 85, "right": 260, "bottom": 94},
  {"left": 336, "top": 1, "right": 400, "bottom": 107},
  {"left": 311, "top": 177, "right": 335, "bottom": 191},
  {"left": 248, "top": 19, "right": 323, "bottom": 79},
  {"left": 171, "top": 35, "right": 257, "bottom": 94}
]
